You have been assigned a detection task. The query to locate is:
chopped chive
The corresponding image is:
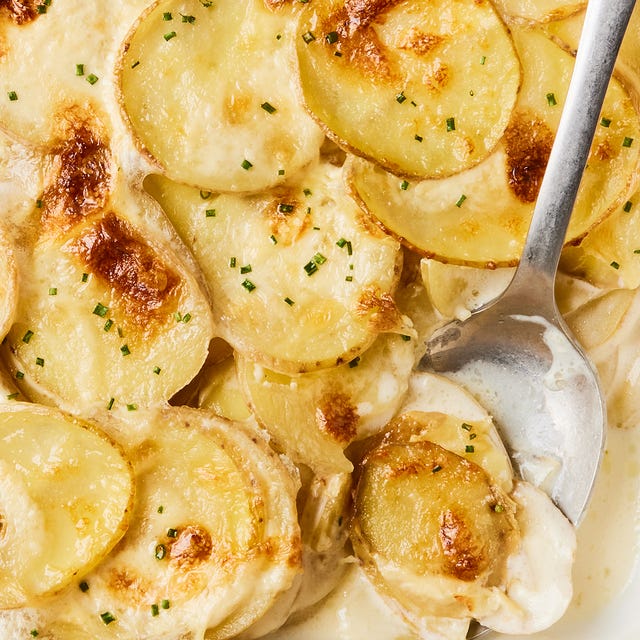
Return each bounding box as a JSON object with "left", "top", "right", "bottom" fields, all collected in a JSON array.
[
  {"left": 104, "top": 318, "right": 114, "bottom": 332},
  {"left": 623, "top": 201, "right": 633, "bottom": 212},
  {"left": 205, "top": 208, "right": 216, "bottom": 217},
  {"left": 7, "top": 91, "right": 18, "bottom": 101},
  {"left": 600, "top": 117, "right": 612, "bottom": 127},
  {"left": 36, "top": 3, "right": 46, "bottom": 13},
  {"left": 401, "top": 334, "right": 411, "bottom": 341},
  {"left": 181, "top": 14, "right": 196, "bottom": 23},
  {"left": 345, "top": 275, "right": 353, "bottom": 282},
  {"left": 229, "top": 257, "right": 237, "bottom": 268},
  {"left": 610, "top": 261, "right": 621, "bottom": 269},
  {"left": 284, "top": 297, "right": 295, "bottom": 306},
  {"left": 455, "top": 194, "right": 467, "bottom": 208},
  {"left": 30, "top": 631, "right": 39, "bottom": 638},
  {"left": 278, "top": 203, "right": 294, "bottom": 213},
  {"left": 182, "top": 313, "right": 191, "bottom": 323},
  {"left": 81, "top": 273, "right": 89, "bottom": 282},
  {"left": 164, "top": 31, "right": 177, "bottom": 41},
  {"left": 154, "top": 544, "right": 166, "bottom": 560},
  {"left": 313, "top": 252, "right": 327, "bottom": 265},
  {"left": 261, "top": 101, "right": 276, "bottom": 114},
  {"left": 303, "top": 261, "right": 318, "bottom": 276},
  {"left": 348, "top": 356, "right": 360, "bottom": 368},
  {"left": 163, "top": 11, "right": 172, "bottom": 20},
  {"left": 480, "top": 55, "right": 486, "bottom": 65},
  {"left": 35, "top": 199, "right": 43, "bottom": 208},
  {"left": 465, "top": 445, "right": 475, "bottom": 453},
  {"left": 414, "top": 134, "right": 423, "bottom": 142},
  {"left": 432, "top": 464, "right": 443, "bottom": 473},
  {"left": 302, "top": 31, "right": 316, "bottom": 43},
  {"left": 461, "top": 422, "right": 473, "bottom": 431},
  {"left": 6, "top": 392, "right": 19, "bottom": 400},
  {"left": 15, "top": 370, "right": 24, "bottom": 379},
  {"left": 93, "top": 302, "right": 109, "bottom": 317},
  {"left": 278, "top": 168, "right": 285, "bottom": 175},
  {"left": 86, "top": 74, "right": 99, "bottom": 85},
  {"left": 635, "top": 249, "right": 640, "bottom": 254},
  {"left": 446, "top": 116, "right": 456, "bottom": 132},
  {"left": 79, "top": 580, "right": 89, "bottom": 592},
  {"left": 153, "top": 366, "right": 161, "bottom": 375},
  {"left": 623, "top": 137, "right": 634, "bottom": 148},
  {"left": 200, "top": 190, "right": 211, "bottom": 199},
  {"left": 157, "top": 505, "right": 164, "bottom": 513},
  {"left": 493, "top": 503, "right": 505, "bottom": 513},
  {"left": 336, "top": 238, "right": 347, "bottom": 248},
  {"left": 151, "top": 604, "right": 160, "bottom": 617},
  {"left": 75, "top": 63, "right": 84, "bottom": 76},
  {"left": 48, "top": 287, "right": 57, "bottom": 295},
  {"left": 131, "top": 60, "right": 140, "bottom": 69},
  {"left": 126, "top": 403, "right": 138, "bottom": 411},
  {"left": 242, "top": 279, "right": 256, "bottom": 292},
  {"left": 22, "top": 330, "right": 34, "bottom": 343},
  {"left": 100, "top": 612, "right": 116, "bottom": 625},
  {"left": 240, "top": 264, "right": 252, "bottom": 274},
  {"left": 400, "top": 180, "right": 410, "bottom": 191},
  {"left": 161, "top": 599, "right": 170, "bottom": 610},
  {"left": 241, "top": 159, "right": 253, "bottom": 170},
  {"left": 469, "top": 433, "right": 477, "bottom": 440},
  {"left": 546, "top": 92, "right": 557, "bottom": 106},
  {"left": 167, "top": 527, "right": 178, "bottom": 538},
  {"left": 325, "top": 30, "right": 339, "bottom": 44},
  {"left": 270, "top": 234, "right": 278, "bottom": 244},
  {"left": 120, "top": 344, "right": 131, "bottom": 356},
  {"left": 35, "top": 357, "right": 44, "bottom": 367},
  {"left": 107, "top": 397, "right": 115, "bottom": 410},
  {"left": 395, "top": 91, "right": 407, "bottom": 104}
]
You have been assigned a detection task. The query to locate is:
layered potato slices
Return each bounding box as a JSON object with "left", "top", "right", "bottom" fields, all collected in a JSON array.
[{"left": 0, "top": 1, "right": 639, "bottom": 639}]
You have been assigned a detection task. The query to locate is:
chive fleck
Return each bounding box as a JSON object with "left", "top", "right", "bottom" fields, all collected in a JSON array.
[
  {"left": 336, "top": 238, "right": 347, "bottom": 248},
  {"left": 600, "top": 117, "right": 612, "bottom": 127},
  {"left": 303, "top": 260, "right": 318, "bottom": 276},
  {"left": 161, "top": 599, "right": 170, "bottom": 610},
  {"left": 79, "top": 580, "right": 89, "bottom": 592},
  {"left": 414, "top": 134, "right": 423, "bottom": 142},
  {"left": 432, "top": 464, "right": 443, "bottom": 473},
  {"left": 15, "top": 370, "right": 24, "bottom": 379},
  {"left": 120, "top": 344, "right": 131, "bottom": 356},
  {"left": 278, "top": 203, "right": 294, "bottom": 213},
  {"left": 93, "top": 302, "right": 109, "bottom": 317},
  {"left": 75, "top": 63, "right": 84, "bottom": 76},
  {"left": 480, "top": 55, "right": 486, "bottom": 65},
  {"left": 153, "top": 366, "right": 162, "bottom": 375},
  {"left": 181, "top": 14, "right": 196, "bottom": 23},
  {"left": 302, "top": 31, "right": 316, "bottom": 43},
  {"left": 611, "top": 261, "right": 621, "bottom": 269},
  {"left": 345, "top": 275, "right": 353, "bottom": 282},
  {"left": 623, "top": 201, "right": 633, "bottom": 212},
  {"left": 35, "top": 357, "right": 44, "bottom": 367},
  {"left": 107, "top": 397, "right": 115, "bottom": 410},
  {"left": 465, "top": 445, "right": 475, "bottom": 453},
  {"left": 157, "top": 505, "right": 164, "bottom": 513},
  {"left": 30, "top": 631, "right": 39, "bottom": 638},
  {"left": 400, "top": 180, "right": 409, "bottom": 191},
  {"left": 182, "top": 313, "right": 191, "bottom": 323},
  {"left": 36, "top": 3, "right": 46, "bottom": 13},
  {"left": 446, "top": 116, "right": 456, "bottom": 132},
  {"left": 163, "top": 11, "right": 172, "bottom": 20},
  {"left": 546, "top": 92, "right": 557, "bottom": 106},
  {"left": 461, "top": 422, "right": 473, "bottom": 431},
  {"left": 86, "top": 74, "right": 99, "bottom": 85},
  {"left": 284, "top": 297, "right": 295, "bottom": 306},
  {"left": 167, "top": 527, "right": 178, "bottom": 538},
  {"left": 22, "top": 330, "right": 34, "bottom": 343},
  {"left": 455, "top": 194, "right": 467, "bottom": 208},
  {"left": 623, "top": 137, "right": 634, "bottom": 148},
  {"left": 240, "top": 264, "right": 252, "bottom": 274},
  {"left": 151, "top": 604, "right": 160, "bottom": 617},
  {"left": 241, "top": 159, "right": 253, "bottom": 170},
  {"left": 7, "top": 91, "right": 17, "bottom": 101},
  {"left": 6, "top": 392, "right": 19, "bottom": 400},
  {"left": 163, "top": 31, "right": 177, "bottom": 41},
  {"left": 313, "top": 252, "right": 327, "bottom": 265},
  {"left": 154, "top": 544, "right": 166, "bottom": 560},
  {"left": 104, "top": 318, "right": 114, "bottom": 332},
  {"left": 48, "top": 287, "right": 57, "bottom": 295},
  {"left": 205, "top": 208, "right": 216, "bottom": 218},
  {"left": 242, "top": 279, "right": 256, "bottom": 292},
  {"left": 100, "top": 612, "right": 116, "bottom": 625},
  {"left": 200, "top": 190, "right": 211, "bottom": 199},
  {"left": 82, "top": 273, "right": 89, "bottom": 282},
  {"left": 127, "top": 403, "right": 138, "bottom": 411},
  {"left": 325, "top": 30, "right": 339, "bottom": 44},
  {"left": 348, "top": 356, "right": 360, "bottom": 368},
  {"left": 401, "top": 334, "right": 411, "bottom": 341},
  {"left": 395, "top": 91, "right": 407, "bottom": 104},
  {"left": 635, "top": 249, "right": 640, "bottom": 254},
  {"left": 131, "top": 60, "right": 140, "bottom": 69},
  {"left": 261, "top": 101, "right": 276, "bottom": 114},
  {"left": 229, "top": 257, "right": 237, "bottom": 268},
  {"left": 270, "top": 234, "right": 278, "bottom": 244},
  {"left": 493, "top": 503, "right": 505, "bottom": 513}
]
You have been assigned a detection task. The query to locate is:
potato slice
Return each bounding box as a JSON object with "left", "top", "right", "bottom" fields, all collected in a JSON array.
[
  {"left": 44, "top": 407, "right": 301, "bottom": 640},
  {"left": 347, "top": 26, "right": 640, "bottom": 267},
  {"left": 237, "top": 332, "right": 415, "bottom": 474},
  {"left": 492, "top": 0, "right": 586, "bottom": 24},
  {"left": 118, "top": 0, "right": 324, "bottom": 193},
  {"left": 295, "top": 0, "right": 520, "bottom": 179},
  {"left": 145, "top": 161, "right": 407, "bottom": 374},
  {"left": 351, "top": 427, "right": 520, "bottom": 620},
  {"left": 0, "top": 402, "right": 133, "bottom": 608},
  {"left": 197, "top": 356, "right": 253, "bottom": 422},
  {"left": 0, "top": 226, "right": 18, "bottom": 342}
]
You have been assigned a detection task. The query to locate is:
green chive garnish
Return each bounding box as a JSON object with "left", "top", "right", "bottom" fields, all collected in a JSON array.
[
  {"left": 261, "top": 101, "right": 276, "bottom": 114},
  {"left": 100, "top": 612, "right": 116, "bottom": 625}
]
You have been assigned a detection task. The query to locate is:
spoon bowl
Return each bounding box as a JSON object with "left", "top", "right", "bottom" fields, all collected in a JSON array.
[{"left": 420, "top": 0, "right": 636, "bottom": 528}]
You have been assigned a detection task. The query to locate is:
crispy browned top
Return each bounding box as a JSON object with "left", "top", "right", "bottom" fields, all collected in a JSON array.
[
  {"left": 356, "top": 286, "right": 402, "bottom": 332},
  {"left": 41, "top": 116, "right": 113, "bottom": 234},
  {"left": 169, "top": 525, "right": 214, "bottom": 569},
  {"left": 315, "top": 390, "right": 359, "bottom": 443},
  {"left": 504, "top": 111, "right": 554, "bottom": 203},
  {"left": 0, "top": 0, "right": 40, "bottom": 24},
  {"left": 67, "top": 212, "right": 181, "bottom": 326}
]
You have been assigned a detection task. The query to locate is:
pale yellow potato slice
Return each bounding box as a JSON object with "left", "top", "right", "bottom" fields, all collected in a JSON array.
[
  {"left": 43, "top": 406, "right": 301, "bottom": 640},
  {"left": 118, "top": 0, "right": 324, "bottom": 193},
  {"left": 0, "top": 0, "right": 150, "bottom": 146},
  {"left": 237, "top": 332, "right": 415, "bottom": 474},
  {"left": 295, "top": 0, "right": 521, "bottom": 179},
  {"left": 0, "top": 402, "right": 133, "bottom": 608},
  {"left": 197, "top": 356, "right": 253, "bottom": 422},
  {"left": 0, "top": 225, "right": 18, "bottom": 342},
  {"left": 347, "top": 26, "right": 640, "bottom": 267},
  {"left": 145, "top": 161, "right": 407, "bottom": 374},
  {"left": 492, "top": 0, "right": 585, "bottom": 24},
  {"left": 561, "top": 193, "right": 640, "bottom": 289}
]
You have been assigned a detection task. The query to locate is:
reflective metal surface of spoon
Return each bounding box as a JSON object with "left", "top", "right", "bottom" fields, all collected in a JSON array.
[{"left": 421, "top": 0, "right": 636, "bottom": 533}]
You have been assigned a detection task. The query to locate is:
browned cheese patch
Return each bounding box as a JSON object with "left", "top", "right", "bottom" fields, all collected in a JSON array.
[
  {"left": 439, "top": 508, "right": 485, "bottom": 582},
  {"left": 169, "top": 524, "right": 214, "bottom": 569},
  {"left": 0, "top": 0, "right": 41, "bottom": 24},
  {"left": 107, "top": 567, "right": 153, "bottom": 605},
  {"left": 40, "top": 114, "right": 114, "bottom": 235},
  {"left": 504, "top": 111, "right": 554, "bottom": 204},
  {"left": 262, "top": 194, "right": 311, "bottom": 245},
  {"left": 66, "top": 212, "right": 182, "bottom": 328},
  {"left": 315, "top": 390, "right": 359, "bottom": 443},
  {"left": 398, "top": 27, "right": 447, "bottom": 57},
  {"left": 355, "top": 286, "right": 402, "bottom": 332}
]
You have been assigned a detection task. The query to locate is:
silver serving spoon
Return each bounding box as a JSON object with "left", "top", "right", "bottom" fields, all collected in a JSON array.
[{"left": 421, "top": 0, "right": 635, "bottom": 535}]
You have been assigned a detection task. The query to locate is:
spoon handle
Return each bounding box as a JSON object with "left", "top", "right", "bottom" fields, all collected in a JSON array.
[{"left": 509, "top": 0, "right": 636, "bottom": 300}]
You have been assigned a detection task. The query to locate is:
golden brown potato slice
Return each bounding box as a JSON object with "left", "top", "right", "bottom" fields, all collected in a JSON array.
[
  {"left": 118, "top": 0, "right": 324, "bottom": 193},
  {"left": 237, "top": 332, "right": 415, "bottom": 474},
  {"left": 295, "top": 0, "right": 521, "bottom": 179},
  {"left": 0, "top": 402, "right": 133, "bottom": 608},
  {"left": 33, "top": 406, "right": 301, "bottom": 640},
  {"left": 145, "top": 161, "right": 407, "bottom": 374},
  {"left": 351, "top": 425, "right": 520, "bottom": 620},
  {"left": 492, "top": 0, "right": 585, "bottom": 24},
  {"left": 347, "top": 26, "right": 640, "bottom": 267}
]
